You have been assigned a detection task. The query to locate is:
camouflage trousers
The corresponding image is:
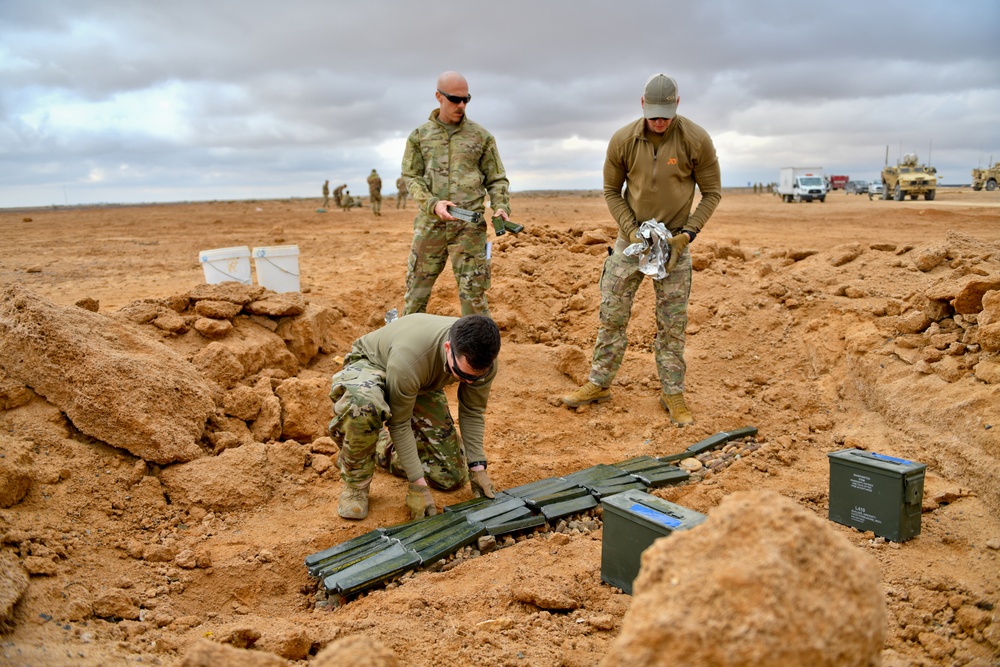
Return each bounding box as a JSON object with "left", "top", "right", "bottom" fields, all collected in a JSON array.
[
  {"left": 589, "top": 240, "right": 692, "bottom": 394},
  {"left": 370, "top": 192, "right": 382, "bottom": 216},
  {"left": 402, "top": 212, "right": 491, "bottom": 317},
  {"left": 328, "top": 355, "right": 468, "bottom": 491},
  {"left": 397, "top": 192, "right": 408, "bottom": 209}
]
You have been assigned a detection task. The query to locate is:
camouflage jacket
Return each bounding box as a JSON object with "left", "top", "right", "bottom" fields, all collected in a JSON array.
[
  {"left": 402, "top": 109, "right": 510, "bottom": 217},
  {"left": 367, "top": 171, "right": 382, "bottom": 193}
]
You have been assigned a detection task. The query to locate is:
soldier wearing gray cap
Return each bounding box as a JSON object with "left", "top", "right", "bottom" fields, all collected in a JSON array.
[{"left": 563, "top": 73, "right": 722, "bottom": 426}]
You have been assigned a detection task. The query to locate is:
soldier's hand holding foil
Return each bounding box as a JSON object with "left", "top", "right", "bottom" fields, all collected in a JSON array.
[
  {"left": 406, "top": 481, "right": 437, "bottom": 520},
  {"left": 469, "top": 469, "right": 496, "bottom": 499},
  {"left": 666, "top": 233, "right": 689, "bottom": 272}
]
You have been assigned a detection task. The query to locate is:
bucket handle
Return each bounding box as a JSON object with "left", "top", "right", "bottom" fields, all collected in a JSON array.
[
  {"left": 204, "top": 265, "right": 250, "bottom": 282},
  {"left": 257, "top": 256, "right": 300, "bottom": 277}
]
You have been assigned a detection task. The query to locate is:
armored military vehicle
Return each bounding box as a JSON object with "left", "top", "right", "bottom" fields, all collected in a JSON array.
[
  {"left": 881, "top": 153, "right": 937, "bottom": 201},
  {"left": 971, "top": 162, "right": 999, "bottom": 191}
]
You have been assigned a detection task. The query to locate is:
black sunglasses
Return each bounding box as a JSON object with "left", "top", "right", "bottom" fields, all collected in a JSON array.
[
  {"left": 438, "top": 89, "right": 472, "bottom": 105},
  {"left": 448, "top": 341, "right": 492, "bottom": 383}
]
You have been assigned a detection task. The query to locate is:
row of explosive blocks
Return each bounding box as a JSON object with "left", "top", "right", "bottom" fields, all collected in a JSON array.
[{"left": 304, "top": 426, "right": 758, "bottom": 601}]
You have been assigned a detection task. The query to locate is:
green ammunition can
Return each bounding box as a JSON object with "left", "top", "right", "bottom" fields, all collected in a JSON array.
[
  {"left": 600, "top": 490, "right": 706, "bottom": 594},
  {"left": 827, "top": 448, "right": 926, "bottom": 542}
]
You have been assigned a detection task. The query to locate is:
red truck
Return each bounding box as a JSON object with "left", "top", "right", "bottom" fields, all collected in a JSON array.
[{"left": 828, "top": 175, "right": 849, "bottom": 190}]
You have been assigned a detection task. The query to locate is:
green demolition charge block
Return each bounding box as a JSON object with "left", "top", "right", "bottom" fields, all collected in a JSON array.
[
  {"left": 600, "top": 490, "right": 706, "bottom": 595},
  {"left": 827, "top": 448, "right": 926, "bottom": 542}
]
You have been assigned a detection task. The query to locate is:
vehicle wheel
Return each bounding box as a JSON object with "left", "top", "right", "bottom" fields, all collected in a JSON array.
[
  {"left": 882, "top": 185, "right": 890, "bottom": 200},
  {"left": 819, "top": 196, "right": 826, "bottom": 203},
  {"left": 894, "top": 185, "right": 904, "bottom": 201},
  {"left": 987, "top": 180, "right": 997, "bottom": 191},
  {"left": 925, "top": 190, "right": 935, "bottom": 201}
]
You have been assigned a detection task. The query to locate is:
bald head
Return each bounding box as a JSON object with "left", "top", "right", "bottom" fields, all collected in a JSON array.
[
  {"left": 437, "top": 71, "right": 467, "bottom": 90},
  {"left": 435, "top": 71, "right": 470, "bottom": 125}
]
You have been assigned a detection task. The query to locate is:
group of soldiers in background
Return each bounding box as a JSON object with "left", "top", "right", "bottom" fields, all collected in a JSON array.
[{"left": 320, "top": 172, "right": 409, "bottom": 213}]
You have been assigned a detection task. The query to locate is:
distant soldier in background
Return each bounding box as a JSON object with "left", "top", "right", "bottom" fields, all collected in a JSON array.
[
  {"left": 332, "top": 183, "right": 346, "bottom": 210},
  {"left": 367, "top": 169, "right": 383, "bottom": 216},
  {"left": 396, "top": 175, "right": 409, "bottom": 209},
  {"left": 340, "top": 189, "right": 358, "bottom": 211},
  {"left": 322, "top": 180, "right": 330, "bottom": 208}
]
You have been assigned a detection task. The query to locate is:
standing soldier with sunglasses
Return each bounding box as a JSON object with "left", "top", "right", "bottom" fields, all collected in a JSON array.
[
  {"left": 401, "top": 71, "right": 512, "bottom": 317},
  {"left": 328, "top": 314, "right": 501, "bottom": 521}
]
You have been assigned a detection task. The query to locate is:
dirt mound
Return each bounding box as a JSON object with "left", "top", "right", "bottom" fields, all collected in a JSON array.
[
  {"left": 0, "top": 549, "right": 29, "bottom": 629},
  {"left": 0, "top": 284, "right": 215, "bottom": 464},
  {"left": 313, "top": 635, "right": 400, "bottom": 666},
  {"left": 603, "top": 490, "right": 886, "bottom": 667}
]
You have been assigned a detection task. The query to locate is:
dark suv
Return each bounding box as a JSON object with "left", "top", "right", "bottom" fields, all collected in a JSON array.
[{"left": 845, "top": 180, "right": 869, "bottom": 195}]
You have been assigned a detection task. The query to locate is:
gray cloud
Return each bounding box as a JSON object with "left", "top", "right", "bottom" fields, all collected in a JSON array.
[{"left": 2, "top": 0, "right": 999, "bottom": 206}]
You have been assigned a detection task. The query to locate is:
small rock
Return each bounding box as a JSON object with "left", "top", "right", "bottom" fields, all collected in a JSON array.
[
  {"left": 679, "top": 457, "right": 703, "bottom": 472},
  {"left": 476, "top": 618, "right": 515, "bottom": 631},
  {"left": 23, "top": 556, "right": 57, "bottom": 576},
  {"left": 477, "top": 535, "right": 497, "bottom": 554},
  {"left": 75, "top": 298, "right": 100, "bottom": 312},
  {"left": 194, "top": 317, "right": 233, "bottom": 339},
  {"left": 175, "top": 549, "right": 198, "bottom": 569}
]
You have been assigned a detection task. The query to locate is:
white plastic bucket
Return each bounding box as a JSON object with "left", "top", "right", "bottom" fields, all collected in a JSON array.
[
  {"left": 252, "top": 245, "right": 301, "bottom": 293},
  {"left": 198, "top": 246, "right": 252, "bottom": 285}
]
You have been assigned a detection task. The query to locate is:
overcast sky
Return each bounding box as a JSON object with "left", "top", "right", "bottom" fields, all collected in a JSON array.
[{"left": 2, "top": 0, "right": 999, "bottom": 208}]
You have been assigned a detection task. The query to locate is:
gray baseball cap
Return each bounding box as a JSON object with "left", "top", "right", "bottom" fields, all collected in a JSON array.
[{"left": 643, "top": 74, "right": 679, "bottom": 119}]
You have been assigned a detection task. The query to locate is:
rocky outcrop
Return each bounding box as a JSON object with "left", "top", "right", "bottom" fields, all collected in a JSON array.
[{"left": 0, "top": 285, "right": 213, "bottom": 464}]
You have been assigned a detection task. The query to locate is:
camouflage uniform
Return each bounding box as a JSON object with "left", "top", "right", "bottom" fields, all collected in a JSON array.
[
  {"left": 332, "top": 184, "right": 346, "bottom": 210},
  {"left": 322, "top": 180, "right": 330, "bottom": 208},
  {"left": 367, "top": 169, "right": 383, "bottom": 217},
  {"left": 589, "top": 115, "right": 721, "bottom": 394},
  {"left": 328, "top": 314, "right": 496, "bottom": 491},
  {"left": 401, "top": 109, "right": 510, "bottom": 317},
  {"left": 590, "top": 238, "right": 692, "bottom": 391},
  {"left": 340, "top": 190, "right": 357, "bottom": 211},
  {"left": 396, "top": 176, "right": 408, "bottom": 209}
]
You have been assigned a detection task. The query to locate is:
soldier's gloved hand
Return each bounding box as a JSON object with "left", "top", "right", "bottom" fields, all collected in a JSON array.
[
  {"left": 470, "top": 469, "right": 496, "bottom": 499},
  {"left": 406, "top": 482, "right": 437, "bottom": 520},
  {"left": 666, "top": 233, "right": 690, "bottom": 272}
]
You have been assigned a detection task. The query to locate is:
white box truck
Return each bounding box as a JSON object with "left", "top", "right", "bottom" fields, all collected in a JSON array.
[{"left": 777, "top": 167, "right": 827, "bottom": 203}]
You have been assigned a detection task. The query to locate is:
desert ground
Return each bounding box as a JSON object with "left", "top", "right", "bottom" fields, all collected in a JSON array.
[{"left": 1, "top": 188, "right": 999, "bottom": 666}]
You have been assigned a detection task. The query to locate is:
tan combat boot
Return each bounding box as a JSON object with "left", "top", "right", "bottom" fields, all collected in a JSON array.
[
  {"left": 338, "top": 482, "right": 370, "bottom": 520},
  {"left": 660, "top": 392, "right": 694, "bottom": 426},
  {"left": 562, "top": 381, "right": 611, "bottom": 408}
]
